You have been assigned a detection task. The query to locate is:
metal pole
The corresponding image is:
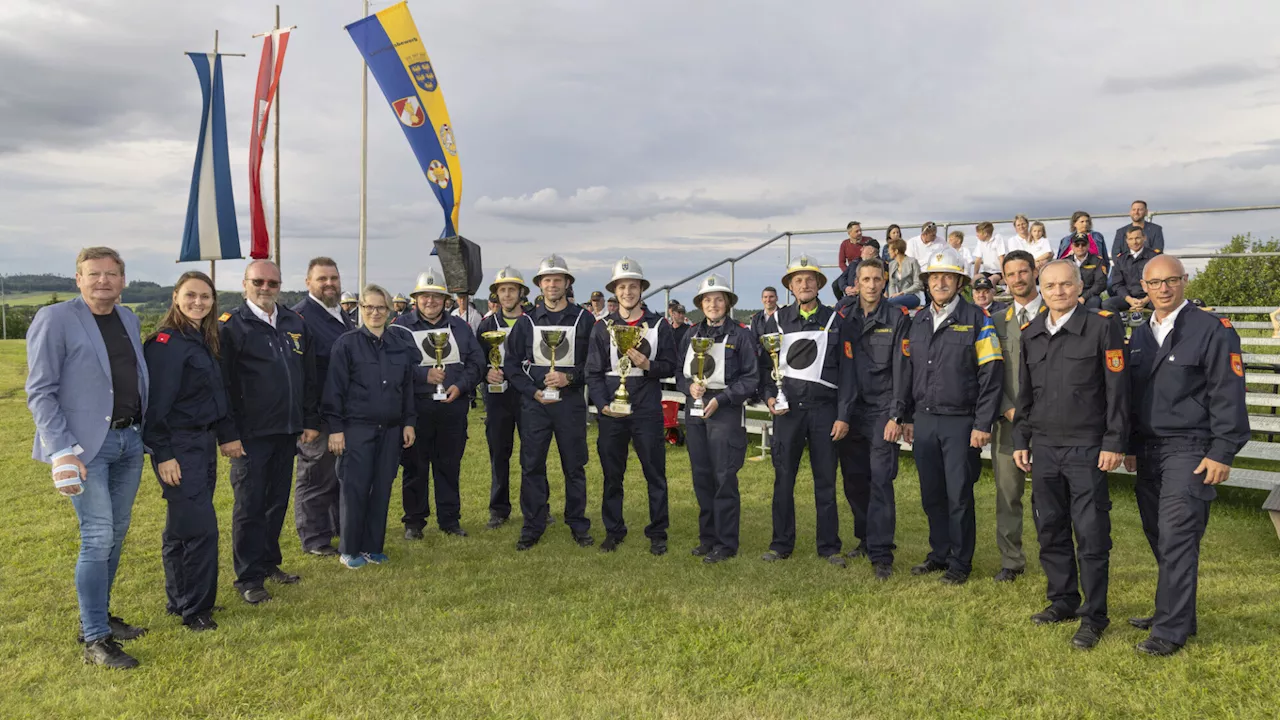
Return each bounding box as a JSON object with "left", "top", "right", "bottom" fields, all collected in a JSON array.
[
  {"left": 211, "top": 30, "right": 219, "bottom": 288},
  {"left": 729, "top": 260, "right": 736, "bottom": 291},
  {"left": 358, "top": 0, "right": 369, "bottom": 305},
  {"left": 273, "top": 5, "right": 282, "bottom": 269}
]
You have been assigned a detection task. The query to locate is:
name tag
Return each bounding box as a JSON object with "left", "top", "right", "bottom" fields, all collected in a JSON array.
[
  {"left": 950, "top": 325, "right": 972, "bottom": 332},
  {"left": 873, "top": 328, "right": 892, "bottom": 333}
]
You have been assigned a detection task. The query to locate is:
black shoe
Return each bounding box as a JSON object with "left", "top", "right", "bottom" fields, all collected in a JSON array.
[
  {"left": 268, "top": 569, "right": 300, "bottom": 584},
  {"left": 1031, "top": 606, "right": 1079, "bottom": 625},
  {"left": 404, "top": 527, "right": 424, "bottom": 540},
  {"left": 911, "top": 559, "right": 947, "bottom": 576},
  {"left": 165, "top": 605, "right": 223, "bottom": 617},
  {"left": 573, "top": 533, "right": 595, "bottom": 548},
  {"left": 1072, "top": 624, "right": 1105, "bottom": 650},
  {"left": 873, "top": 563, "right": 893, "bottom": 581},
  {"left": 306, "top": 544, "right": 339, "bottom": 557},
  {"left": 441, "top": 526, "right": 469, "bottom": 537},
  {"left": 1128, "top": 615, "right": 1154, "bottom": 630},
  {"left": 824, "top": 554, "right": 847, "bottom": 568},
  {"left": 108, "top": 614, "right": 147, "bottom": 640},
  {"left": 241, "top": 587, "right": 271, "bottom": 605},
  {"left": 703, "top": 549, "right": 735, "bottom": 564},
  {"left": 515, "top": 538, "right": 538, "bottom": 551},
  {"left": 600, "top": 536, "right": 623, "bottom": 553},
  {"left": 649, "top": 540, "right": 667, "bottom": 556},
  {"left": 184, "top": 614, "right": 218, "bottom": 632},
  {"left": 760, "top": 550, "right": 790, "bottom": 562},
  {"left": 82, "top": 637, "right": 138, "bottom": 669},
  {"left": 1136, "top": 637, "right": 1183, "bottom": 657},
  {"left": 939, "top": 569, "right": 969, "bottom": 585},
  {"left": 485, "top": 516, "right": 508, "bottom": 530},
  {"left": 993, "top": 567, "right": 1024, "bottom": 583},
  {"left": 690, "top": 543, "right": 714, "bottom": 557},
  {"left": 845, "top": 543, "right": 868, "bottom": 560}
]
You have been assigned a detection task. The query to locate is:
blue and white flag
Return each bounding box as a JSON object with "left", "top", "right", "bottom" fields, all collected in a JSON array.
[{"left": 180, "top": 53, "right": 241, "bottom": 262}]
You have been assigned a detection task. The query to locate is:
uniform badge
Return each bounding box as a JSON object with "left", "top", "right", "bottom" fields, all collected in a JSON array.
[
  {"left": 219, "top": 312, "right": 232, "bottom": 323},
  {"left": 410, "top": 61, "right": 437, "bottom": 92},
  {"left": 392, "top": 96, "right": 425, "bottom": 128},
  {"left": 1097, "top": 310, "right": 1113, "bottom": 317},
  {"left": 438, "top": 123, "right": 457, "bottom": 155},
  {"left": 1105, "top": 349, "right": 1124, "bottom": 373},
  {"left": 900, "top": 306, "right": 909, "bottom": 316},
  {"left": 1220, "top": 317, "right": 1233, "bottom": 329},
  {"left": 1231, "top": 352, "right": 1244, "bottom": 377},
  {"left": 287, "top": 331, "right": 304, "bottom": 355},
  {"left": 901, "top": 339, "right": 910, "bottom": 357},
  {"left": 156, "top": 332, "right": 170, "bottom": 344},
  {"left": 844, "top": 340, "right": 853, "bottom": 359}
]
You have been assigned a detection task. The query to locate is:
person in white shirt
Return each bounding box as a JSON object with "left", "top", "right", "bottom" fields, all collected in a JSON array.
[
  {"left": 907, "top": 222, "right": 948, "bottom": 270},
  {"left": 1022, "top": 222, "right": 1056, "bottom": 270},
  {"left": 453, "top": 292, "right": 483, "bottom": 332},
  {"left": 973, "top": 222, "right": 1007, "bottom": 286},
  {"left": 1007, "top": 214, "right": 1033, "bottom": 254},
  {"left": 947, "top": 230, "right": 978, "bottom": 280}
]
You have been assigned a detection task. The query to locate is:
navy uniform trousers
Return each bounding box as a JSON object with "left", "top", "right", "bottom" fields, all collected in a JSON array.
[
  {"left": 1031, "top": 445, "right": 1112, "bottom": 628},
  {"left": 157, "top": 428, "right": 219, "bottom": 622},
  {"left": 770, "top": 401, "right": 842, "bottom": 557},
  {"left": 519, "top": 393, "right": 591, "bottom": 543},
  {"left": 485, "top": 389, "right": 522, "bottom": 520},
  {"left": 1135, "top": 442, "right": 1213, "bottom": 645},
  {"left": 401, "top": 396, "right": 468, "bottom": 531},
  {"left": 686, "top": 402, "right": 747, "bottom": 554},
  {"left": 839, "top": 409, "right": 899, "bottom": 564},
  {"left": 294, "top": 430, "right": 341, "bottom": 552},
  {"left": 230, "top": 433, "right": 298, "bottom": 591},
  {"left": 598, "top": 411, "right": 670, "bottom": 542},
  {"left": 913, "top": 412, "right": 981, "bottom": 574},
  {"left": 338, "top": 424, "right": 402, "bottom": 556}
]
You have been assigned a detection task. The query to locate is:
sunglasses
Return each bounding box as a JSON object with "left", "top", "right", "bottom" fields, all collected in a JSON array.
[{"left": 249, "top": 278, "right": 281, "bottom": 288}]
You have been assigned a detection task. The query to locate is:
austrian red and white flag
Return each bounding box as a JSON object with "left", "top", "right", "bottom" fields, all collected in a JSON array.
[{"left": 248, "top": 29, "right": 290, "bottom": 259}]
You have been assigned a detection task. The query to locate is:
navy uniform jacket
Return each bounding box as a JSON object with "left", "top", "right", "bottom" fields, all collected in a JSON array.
[
  {"left": 892, "top": 297, "right": 1003, "bottom": 432},
  {"left": 142, "top": 327, "right": 237, "bottom": 463},
  {"left": 1109, "top": 245, "right": 1161, "bottom": 302},
  {"left": 1013, "top": 309, "right": 1129, "bottom": 452},
  {"left": 503, "top": 303, "right": 595, "bottom": 401},
  {"left": 675, "top": 320, "right": 760, "bottom": 409},
  {"left": 475, "top": 311, "right": 523, "bottom": 399},
  {"left": 1128, "top": 303, "right": 1250, "bottom": 464},
  {"left": 391, "top": 311, "right": 485, "bottom": 399},
  {"left": 761, "top": 302, "right": 858, "bottom": 423},
  {"left": 585, "top": 308, "right": 678, "bottom": 415},
  {"left": 1111, "top": 221, "right": 1165, "bottom": 257},
  {"left": 291, "top": 295, "right": 354, "bottom": 398},
  {"left": 1074, "top": 254, "right": 1108, "bottom": 302},
  {"left": 322, "top": 326, "right": 418, "bottom": 431},
  {"left": 844, "top": 298, "right": 911, "bottom": 414},
  {"left": 219, "top": 302, "right": 319, "bottom": 440}
]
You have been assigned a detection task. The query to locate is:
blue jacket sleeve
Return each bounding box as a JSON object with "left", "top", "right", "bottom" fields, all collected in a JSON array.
[
  {"left": 302, "top": 324, "right": 321, "bottom": 431},
  {"left": 648, "top": 319, "right": 678, "bottom": 381},
  {"left": 836, "top": 310, "right": 859, "bottom": 423},
  {"left": 584, "top": 321, "right": 612, "bottom": 412},
  {"left": 568, "top": 311, "right": 593, "bottom": 388},
  {"left": 322, "top": 338, "right": 351, "bottom": 433},
  {"left": 1205, "top": 323, "right": 1250, "bottom": 465},
  {"left": 504, "top": 318, "right": 537, "bottom": 400},
  {"left": 24, "top": 307, "right": 78, "bottom": 459},
  {"left": 142, "top": 340, "right": 181, "bottom": 464},
  {"left": 454, "top": 319, "right": 487, "bottom": 392},
  {"left": 721, "top": 328, "right": 760, "bottom": 407}
]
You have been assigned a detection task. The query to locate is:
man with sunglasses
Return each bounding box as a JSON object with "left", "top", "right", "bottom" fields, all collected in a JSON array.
[
  {"left": 220, "top": 260, "right": 320, "bottom": 605},
  {"left": 1124, "top": 255, "right": 1249, "bottom": 657}
]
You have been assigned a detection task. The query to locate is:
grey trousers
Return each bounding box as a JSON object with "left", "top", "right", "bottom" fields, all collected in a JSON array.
[
  {"left": 295, "top": 431, "right": 340, "bottom": 552},
  {"left": 993, "top": 419, "right": 1027, "bottom": 571}
]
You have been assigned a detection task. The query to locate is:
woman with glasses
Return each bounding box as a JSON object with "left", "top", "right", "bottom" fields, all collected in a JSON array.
[
  {"left": 143, "top": 271, "right": 244, "bottom": 631},
  {"left": 323, "top": 285, "right": 418, "bottom": 568}
]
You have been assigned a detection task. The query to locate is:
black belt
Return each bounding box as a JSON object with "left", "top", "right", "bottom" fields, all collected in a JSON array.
[{"left": 110, "top": 417, "right": 139, "bottom": 429}]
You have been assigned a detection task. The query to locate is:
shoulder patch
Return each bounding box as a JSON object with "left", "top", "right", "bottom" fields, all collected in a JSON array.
[
  {"left": 1220, "top": 317, "right": 1233, "bottom": 328},
  {"left": 1155, "top": 248, "right": 1162, "bottom": 253},
  {"left": 219, "top": 312, "right": 232, "bottom": 322},
  {"left": 1231, "top": 352, "right": 1244, "bottom": 377},
  {"left": 900, "top": 306, "right": 909, "bottom": 316},
  {"left": 1097, "top": 310, "right": 1113, "bottom": 317},
  {"left": 1105, "top": 349, "right": 1124, "bottom": 373},
  {"left": 901, "top": 338, "right": 911, "bottom": 357},
  {"left": 844, "top": 340, "right": 853, "bottom": 359},
  {"left": 156, "top": 332, "right": 170, "bottom": 344}
]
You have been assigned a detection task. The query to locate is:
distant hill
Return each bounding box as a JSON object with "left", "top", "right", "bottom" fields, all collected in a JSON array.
[{"left": 3, "top": 274, "right": 77, "bottom": 293}]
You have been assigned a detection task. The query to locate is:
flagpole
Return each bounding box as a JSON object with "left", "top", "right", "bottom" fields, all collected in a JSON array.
[
  {"left": 211, "top": 29, "right": 220, "bottom": 288},
  {"left": 358, "top": 0, "right": 369, "bottom": 299},
  {"left": 273, "top": 5, "right": 282, "bottom": 269}
]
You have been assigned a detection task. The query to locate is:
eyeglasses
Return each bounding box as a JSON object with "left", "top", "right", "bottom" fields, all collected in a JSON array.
[
  {"left": 362, "top": 305, "right": 389, "bottom": 313},
  {"left": 249, "top": 278, "right": 281, "bottom": 288},
  {"left": 1141, "top": 275, "right": 1186, "bottom": 290}
]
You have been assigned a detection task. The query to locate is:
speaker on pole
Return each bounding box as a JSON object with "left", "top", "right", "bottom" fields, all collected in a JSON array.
[{"left": 433, "top": 235, "right": 483, "bottom": 295}]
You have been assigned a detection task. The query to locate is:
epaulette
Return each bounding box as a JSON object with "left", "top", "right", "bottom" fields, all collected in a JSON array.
[
  {"left": 1097, "top": 310, "right": 1113, "bottom": 317},
  {"left": 1220, "top": 317, "right": 1233, "bottom": 328},
  {"left": 1154, "top": 248, "right": 1162, "bottom": 254},
  {"left": 900, "top": 306, "right": 909, "bottom": 316},
  {"left": 156, "top": 332, "right": 171, "bottom": 344},
  {"left": 219, "top": 312, "right": 232, "bottom": 323},
  {"left": 1020, "top": 322, "right": 1031, "bottom": 331},
  {"left": 739, "top": 322, "right": 748, "bottom": 329}
]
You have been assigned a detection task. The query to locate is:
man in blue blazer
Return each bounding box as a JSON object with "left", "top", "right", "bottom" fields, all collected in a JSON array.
[{"left": 26, "top": 247, "right": 151, "bottom": 670}]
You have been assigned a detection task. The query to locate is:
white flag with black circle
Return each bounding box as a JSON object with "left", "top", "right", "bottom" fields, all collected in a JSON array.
[
  {"left": 607, "top": 325, "right": 659, "bottom": 377},
  {"left": 683, "top": 338, "right": 727, "bottom": 390},
  {"left": 779, "top": 311, "right": 838, "bottom": 389},
  {"left": 531, "top": 325, "right": 577, "bottom": 368},
  {"left": 411, "top": 328, "right": 460, "bottom": 368}
]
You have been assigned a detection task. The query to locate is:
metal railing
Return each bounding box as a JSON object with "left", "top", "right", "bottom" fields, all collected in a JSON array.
[{"left": 643, "top": 203, "right": 1280, "bottom": 309}]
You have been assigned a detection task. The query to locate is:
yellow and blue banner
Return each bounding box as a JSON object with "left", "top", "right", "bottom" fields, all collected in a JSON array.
[{"left": 347, "top": 2, "right": 462, "bottom": 238}]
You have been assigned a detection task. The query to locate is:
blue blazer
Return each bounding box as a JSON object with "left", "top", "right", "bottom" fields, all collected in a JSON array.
[{"left": 26, "top": 296, "right": 150, "bottom": 465}]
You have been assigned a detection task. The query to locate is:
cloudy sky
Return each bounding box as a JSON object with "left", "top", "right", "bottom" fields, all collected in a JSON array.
[{"left": 3, "top": 0, "right": 1280, "bottom": 305}]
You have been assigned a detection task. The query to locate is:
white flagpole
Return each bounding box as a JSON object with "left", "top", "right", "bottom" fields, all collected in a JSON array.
[{"left": 358, "top": 0, "right": 369, "bottom": 299}]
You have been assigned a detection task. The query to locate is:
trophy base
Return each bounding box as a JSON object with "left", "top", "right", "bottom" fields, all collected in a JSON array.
[
  {"left": 773, "top": 394, "right": 789, "bottom": 412},
  {"left": 432, "top": 392, "right": 448, "bottom": 401},
  {"left": 543, "top": 388, "right": 561, "bottom": 402},
  {"left": 688, "top": 404, "right": 704, "bottom": 418},
  {"left": 488, "top": 382, "right": 508, "bottom": 393},
  {"left": 608, "top": 400, "right": 632, "bottom": 416}
]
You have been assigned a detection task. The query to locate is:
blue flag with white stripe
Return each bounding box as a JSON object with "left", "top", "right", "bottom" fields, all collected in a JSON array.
[{"left": 180, "top": 53, "right": 241, "bottom": 262}]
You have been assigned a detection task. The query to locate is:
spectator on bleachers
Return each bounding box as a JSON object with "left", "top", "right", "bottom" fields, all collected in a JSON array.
[
  {"left": 1007, "top": 214, "right": 1032, "bottom": 254},
  {"left": 1062, "top": 235, "right": 1108, "bottom": 309},
  {"left": 1111, "top": 200, "right": 1165, "bottom": 258},
  {"left": 885, "top": 239, "right": 923, "bottom": 309},
  {"left": 947, "top": 230, "right": 978, "bottom": 278},
  {"left": 881, "top": 224, "right": 902, "bottom": 262},
  {"left": 973, "top": 222, "right": 1007, "bottom": 286},
  {"left": 1023, "top": 221, "right": 1055, "bottom": 269},
  {"left": 907, "top": 222, "right": 947, "bottom": 269},
  {"left": 1056, "top": 212, "right": 1108, "bottom": 272},
  {"left": 838, "top": 222, "right": 864, "bottom": 278},
  {"left": 834, "top": 237, "right": 883, "bottom": 300},
  {"left": 972, "top": 276, "right": 1007, "bottom": 315},
  {"left": 1103, "top": 226, "right": 1159, "bottom": 313},
  {"left": 667, "top": 301, "right": 692, "bottom": 347}
]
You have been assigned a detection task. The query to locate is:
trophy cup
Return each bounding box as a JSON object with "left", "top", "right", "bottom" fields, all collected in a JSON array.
[
  {"left": 606, "top": 321, "right": 647, "bottom": 416},
  {"left": 760, "top": 333, "right": 788, "bottom": 411},
  {"left": 480, "top": 331, "right": 508, "bottom": 393},
  {"left": 428, "top": 333, "right": 450, "bottom": 400},
  {"left": 688, "top": 336, "right": 714, "bottom": 417},
  {"left": 542, "top": 330, "right": 565, "bottom": 401}
]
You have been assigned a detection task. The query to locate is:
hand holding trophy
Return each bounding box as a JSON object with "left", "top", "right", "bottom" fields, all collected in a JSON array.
[
  {"left": 688, "top": 336, "right": 714, "bottom": 417},
  {"left": 760, "top": 332, "right": 788, "bottom": 412},
  {"left": 428, "top": 333, "right": 450, "bottom": 401}
]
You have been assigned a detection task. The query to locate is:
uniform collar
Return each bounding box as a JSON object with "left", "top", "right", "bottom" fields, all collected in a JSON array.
[
  {"left": 308, "top": 293, "right": 345, "bottom": 323},
  {"left": 1150, "top": 299, "right": 1189, "bottom": 333},
  {"left": 245, "top": 299, "right": 278, "bottom": 327}
]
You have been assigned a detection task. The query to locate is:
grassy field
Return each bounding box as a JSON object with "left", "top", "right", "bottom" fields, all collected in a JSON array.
[{"left": 1, "top": 339, "right": 1277, "bottom": 719}]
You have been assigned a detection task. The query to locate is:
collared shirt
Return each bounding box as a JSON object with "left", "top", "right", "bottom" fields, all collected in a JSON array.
[
  {"left": 1046, "top": 307, "right": 1076, "bottom": 336},
  {"left": 1150, "top": 299, "right": 1189, "bottom": 347},
  {"left": 310, "top": 293, "right": 345, "bottom": 323},
  {"left": 247, "top": 298, "right": 278, "bottom": 328},
  {"left": 931, "top": 295, "right": 961, "bottom": 331},
  {"left": 1018, "top": 237, "right": 1054, "bottom": 260},
  {"left": 1012, "top": 295, "right": 1042, "bottom": 325},
  {"left": 1073, "top": 253, "right": 1088, "bottom": 267}
]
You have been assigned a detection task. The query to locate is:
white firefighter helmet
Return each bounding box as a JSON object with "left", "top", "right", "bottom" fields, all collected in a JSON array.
[
  {"left": 409, "top": 270, "right": 449, "bottom": 298},
  {"left": 489, "top": 265, "right": 530, "bottom": 295},
  {"left": 605, "top": 256, "right": 650, "bottom": 294},
  {"left": 392, "top": 293, "right": 409, "bottom": 304},
  {"left": 692, "top": 273, "right": 737, "bottom": 310},
  {"left": 781, "top": 254, "right": 828, "bottom": 289},
  {"left": 340, "top": 291, "right": 357, "bottom": 304},
  {"left": 532, "top": 254, "right": 575, "bottom": 286},
  {"left": 918, "top": 246, "right": 970, "bottom": 286}
]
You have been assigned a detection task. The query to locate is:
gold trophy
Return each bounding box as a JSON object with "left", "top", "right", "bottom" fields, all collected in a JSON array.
[
  {"left": 481, "top": 331, "right": 508, "bottom": 393},
  {"left": 688, "top": 336, "right": 714, "bottom": 417},
  {"left": 428, "top": 332, "right": 450, "bottom": 400},
  {"left": 605, "top": 321, "right": 647, "bottom": 415},
  {"left": 542, "top": 330, "right": 566, "bottom": 401},
  {"left": 760, "top": 333, "right": 788, "bottom": 411}
]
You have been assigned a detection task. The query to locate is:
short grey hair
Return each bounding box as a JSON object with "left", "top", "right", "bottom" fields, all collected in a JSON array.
[
  {"left": 76, "top": 246, "right": 125, "bottom": 273},
  {"left": 244, "top": 259, "right": 281, "bottom": 280},
  {"left": 361, "top": 283, "right": 391, "bottom": 307},
  {"left": 1040, "top": 259, "right": 1082, "bottom": 286}
]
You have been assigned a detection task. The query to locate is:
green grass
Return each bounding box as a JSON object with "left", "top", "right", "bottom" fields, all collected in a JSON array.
[{"left": 1, "top": 339, "right": 1278, "bottom": 719}]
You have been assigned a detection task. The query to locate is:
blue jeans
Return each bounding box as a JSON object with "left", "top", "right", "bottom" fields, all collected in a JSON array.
[
  {"left": 887, "top": 294, "right": 921, "bottom": 309},
  {"left": 69, "top": 426, "right": 144, "bottom": 642}
]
